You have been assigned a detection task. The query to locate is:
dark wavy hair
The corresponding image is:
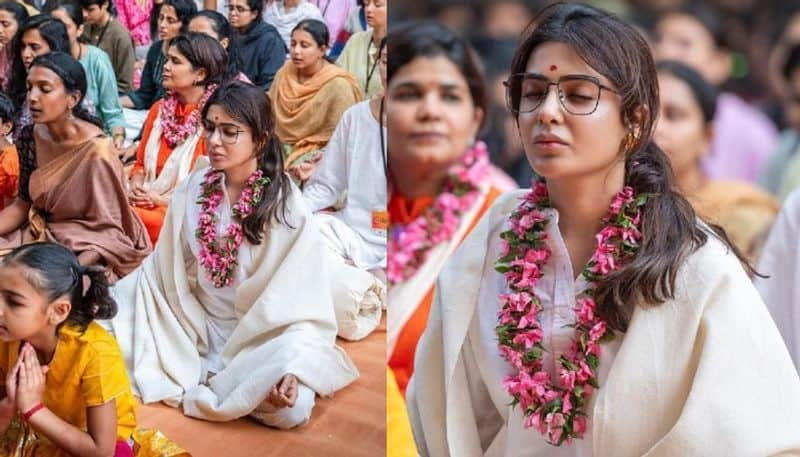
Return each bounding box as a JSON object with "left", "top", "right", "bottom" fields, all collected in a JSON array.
[
  {"left": 153, "top": 0, "right": 195, "bottom": 40},
  {"left": 186, "top": 11, "right": 244, "bottom": 80},
  {"left": 201, "top": 81, "right": 291, "bottom": 243},
  {"left": 387, "top": 21, "right": 487, "bottom": 131},
  {"left": 149, "top": 1, "right": 161, "bottom": 40},
  {"left": 509, "top": 3, "right": 752, "bottom": 331},
  {"left": 292, "top": 18, "right": 329, "bottom": 48},
  {"left": 2, "top": 242, "right": 117, "bottom": 331},
  {"left": 162, "top": 0, "right": 195, "bottom": 25},
  {"left": 244, "top": 0, "right": 264, "bottom": 19},
  {"left": 660, "top": 3, "right": 729, "bottom": 50},
  {"left": 46, "top": 1, "right": 84, "bottom": 28},
  {"left": 656, "top": 60, "right": 718, "bottom": 124},
  {"left": 168, "top": 33, "right": 228, "bottom": 87},
  {"left": 30, "top": 52, "right": 104, "bottom": 128},
  {"left": 291, "top": 19, "right": 331, "bottom": 61},
  {"left": 0, "top": 2, "right": 29, "bottom": 36},
  {"left": 77, "top": 0, "right": 117, "bottom": 16},
  {"left": 8, "top": 14, "right": 70, "bottom": 110},
  {"left": 0, "top": 92, "right": 15, "bottom": 126}
]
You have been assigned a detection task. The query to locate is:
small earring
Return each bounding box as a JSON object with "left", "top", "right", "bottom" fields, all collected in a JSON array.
[
  {"left": 68, "top": 111, "right": 75, "bottom": 121},
  {"left": 622, "top": 131, "right": 636, "bottom": 153}
]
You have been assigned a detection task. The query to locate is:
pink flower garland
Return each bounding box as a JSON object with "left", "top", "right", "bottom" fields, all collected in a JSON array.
[
  {"left": 160, "top": 83, "right": 219, "bottom": 148},
  {"left": 195, "top": 168, "right": 271, "bottom": 288},
  {"left": 387, "top": 141, "right": 490, "bottom": 285},
  {"left": 495, "top": 181, "right": 650, "bottom": 445}
]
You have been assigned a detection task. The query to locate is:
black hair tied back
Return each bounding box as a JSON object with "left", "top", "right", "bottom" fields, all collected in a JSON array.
[{"left": 2, "top": 242, "right": 118, "bottom": 331}]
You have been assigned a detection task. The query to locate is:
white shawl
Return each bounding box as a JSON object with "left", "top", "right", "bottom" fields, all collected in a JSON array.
[
  {"left": 107, "top": 169, "right": 382, "bottom": 421},
  {"left": 141, "top": 110, "right": 202, "bottom": 197},
  {"left": 387, "top": 185, "right": 492, "bottom": 357},
  {"left": 408, "top": 190, "right": 800, "bottom": 457}
]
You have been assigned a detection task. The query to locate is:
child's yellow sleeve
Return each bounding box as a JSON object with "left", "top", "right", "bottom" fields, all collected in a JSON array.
[{"left": 80, "top": 340, "right": 130, "bottom": 406}]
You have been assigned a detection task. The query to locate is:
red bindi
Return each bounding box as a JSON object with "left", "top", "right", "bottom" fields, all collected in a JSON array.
[{"left": 549, "top": 65, "right": 558, "bottom": 72}]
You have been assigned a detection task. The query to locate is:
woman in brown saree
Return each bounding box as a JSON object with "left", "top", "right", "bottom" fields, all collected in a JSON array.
[{"left": 0, "top": 52, "right": 151, "bottom": 281}]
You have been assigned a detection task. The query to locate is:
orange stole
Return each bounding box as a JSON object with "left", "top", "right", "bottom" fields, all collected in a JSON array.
[
  {"left": 134, "top": 205, "right": 168, "bottom": 245},
  {"left": 388, "top": 187, "right": 502, "bottom": 395},
  {"left": 0, "top": 144, "right": 19, "bottom": 210},
  {"left": 131, "top": 100, "right": 206, "bottom": 244}
]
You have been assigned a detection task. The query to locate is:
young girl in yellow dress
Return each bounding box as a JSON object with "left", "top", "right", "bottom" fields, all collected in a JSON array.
[{"left": 0, "top": 242, "right": 181, "bottom": 457}]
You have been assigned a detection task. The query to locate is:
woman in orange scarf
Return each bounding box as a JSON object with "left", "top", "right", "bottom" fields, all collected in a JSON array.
[
  {"left": 269, "top": 19, "right": 361, "bottom": 184},
  {"left": 128, "top": 32, "right": 226, "bottom": 244},
  {"left": 386, "top": 22, "right": 506, "bottom": 395},
  {"left": 385, "top": 23, "right": 509, "bottom": 455}
]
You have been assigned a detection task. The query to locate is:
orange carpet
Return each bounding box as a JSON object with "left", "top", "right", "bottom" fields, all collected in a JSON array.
[{"left": 137, "top": 319, "right": 386, "bottom": 457}]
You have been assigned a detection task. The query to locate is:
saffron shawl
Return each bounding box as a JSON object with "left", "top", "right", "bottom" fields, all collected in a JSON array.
[{"left": 269, "top": 61, "right": 362, "bottom": 167}]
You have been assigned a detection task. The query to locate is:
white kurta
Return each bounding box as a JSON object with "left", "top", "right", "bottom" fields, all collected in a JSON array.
[
  {"left": 468, "top": 208, "right": 620, "bottom": 456},
  {"left": 303, "top": 100, "right": 387, "bottom": 270},
  {"left": 408, "top": 190, "right": 800, "bottom": 457},
  {"left": 107, "top": 168, "right": 384, "bottom": 421},
  {"left": 182, "top": 171, "right": 254, "bottom": 374},
  {"left": 755, "top": 188, "right": 800, "bottom": 371}
]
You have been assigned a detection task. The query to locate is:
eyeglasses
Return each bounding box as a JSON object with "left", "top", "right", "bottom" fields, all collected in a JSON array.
[
  {"left": 504, "top": 73, "right": 618, "bottom": 115},
  {"left": 225, "top": 3, "right": 251, "bottom": 13},
  {"left": 203, "top": 122, "right": 246, "bottom": 144}
]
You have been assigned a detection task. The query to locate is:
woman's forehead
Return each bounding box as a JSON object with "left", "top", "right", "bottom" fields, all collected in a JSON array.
[
  {"left": 27, "top": 65, "right": 61, "bottom": 83},
  {"left": 525, "top": 42, "right": 610, "bottom": 85},
  {"left": 392, "top": 55, "right": 469, "bottom": 87}
]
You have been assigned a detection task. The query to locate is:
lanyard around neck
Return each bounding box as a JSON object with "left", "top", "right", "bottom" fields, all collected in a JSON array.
[
  {"left": 365, "top": 38, "right": 379, "bottom": 94},
  {"left": 315, "top": 0, "right": 331, "bottom": 15},
  {"left": 93, "top": 17, "right": 112, "bottom": 45}
]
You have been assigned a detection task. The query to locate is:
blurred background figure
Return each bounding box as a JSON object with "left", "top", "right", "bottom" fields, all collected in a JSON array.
[
  {"left": 391, "top": 0, "right": 800, "bottom": 197},
  {"left": 653, "top": 3, "right": 778, "bottom": 184},
  {"left": 761, "top": 42, "right": 800, "bottom": 200},
  {"left": 654, "top": 60, "right": 778, "bottom": 263}
]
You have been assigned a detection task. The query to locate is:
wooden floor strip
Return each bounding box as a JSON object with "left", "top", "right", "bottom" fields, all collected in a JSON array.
[{"left": 137, "top": 320, "right": 386, "bottom": 457}]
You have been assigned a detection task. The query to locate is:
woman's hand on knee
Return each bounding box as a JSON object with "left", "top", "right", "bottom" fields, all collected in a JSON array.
[{"left": 266, "top": 374, "right": 298, "bottom": 408}]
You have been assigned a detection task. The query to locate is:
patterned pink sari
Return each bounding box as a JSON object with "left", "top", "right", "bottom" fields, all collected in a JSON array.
[{"left": 114, "top": 0, "right": 152, "bottom": 46}]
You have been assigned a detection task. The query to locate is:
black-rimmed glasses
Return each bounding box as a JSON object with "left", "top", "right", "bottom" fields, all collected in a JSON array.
[
  {"left": 203, "top": 121, "right": 246, "bottom": 144},
  {"left": 504, "top": 73, "right": 618, "bottom": 115}
]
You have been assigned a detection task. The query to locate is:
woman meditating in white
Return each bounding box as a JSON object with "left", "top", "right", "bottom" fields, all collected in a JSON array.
[
  {"left": 407, "top": 4, "right": 800, "bottom": 455},
  {"left": 107, "top": 80, "right": 381, "bottom": 429}
]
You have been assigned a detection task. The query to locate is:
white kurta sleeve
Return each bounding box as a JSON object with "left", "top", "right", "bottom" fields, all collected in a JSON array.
[
  {"left": 303, "top": 107, "right": 352, "bottom": 212},
  {"left": 755, "top": 188, "right": 800, "bottom": 371}
]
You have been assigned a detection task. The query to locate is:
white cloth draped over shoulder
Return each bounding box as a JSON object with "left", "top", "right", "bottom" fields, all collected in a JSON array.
[
  {"left": 141, "top": 110, "right": 202, "bottom": 197},
  {"left": 387, "top": 184, "right": 492, "bottom": 357},
  {"left": 755, "top": 188, "right": 800, "bottom": 371},
  {"left": 408, "top": 190, "right": 800, "bottom": 457},
  {"left": 303, "top": 100, "right": 387, "bottom": 271},
  {"left": 106, "top": 168, "right": 383, "bottom": 421}
]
